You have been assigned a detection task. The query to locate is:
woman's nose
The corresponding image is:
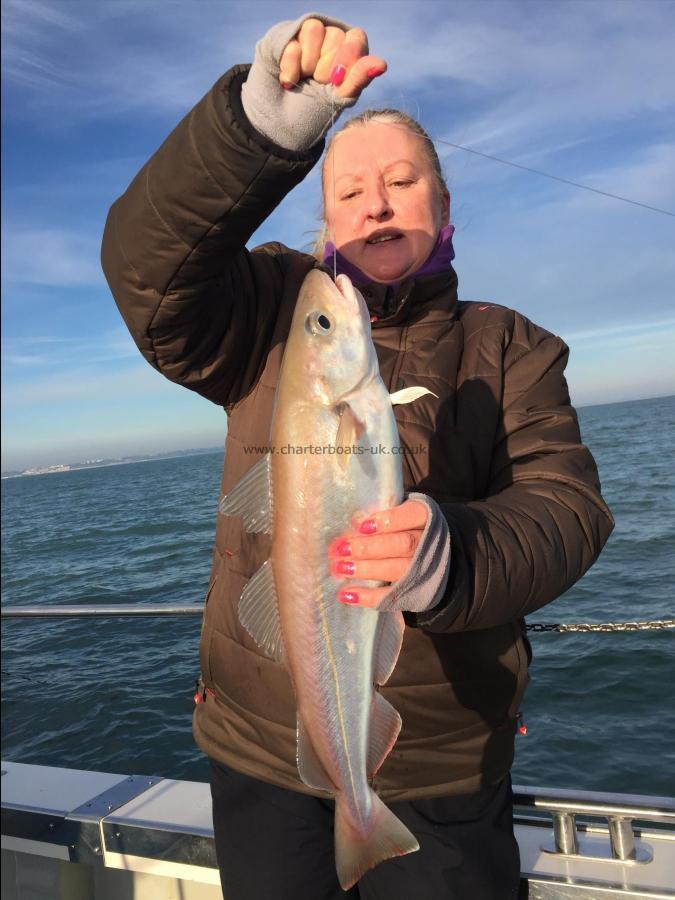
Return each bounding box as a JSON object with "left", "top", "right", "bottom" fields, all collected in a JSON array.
[{"left": 365, "top": 188, "right": 392, "bottom": 220}]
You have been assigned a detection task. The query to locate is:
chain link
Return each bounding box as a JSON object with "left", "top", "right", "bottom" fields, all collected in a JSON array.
[{"left": 526, "top": 619, "right": 675, "bottom": 633}]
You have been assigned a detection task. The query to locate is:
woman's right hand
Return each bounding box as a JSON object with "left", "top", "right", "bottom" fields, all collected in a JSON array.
[{"left": 278, "top": 18, "right": 386, "bottom": 100}]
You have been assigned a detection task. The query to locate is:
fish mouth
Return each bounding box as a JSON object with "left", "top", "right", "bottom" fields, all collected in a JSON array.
[
  {"left": 335, "top": 273, "right": 368, "bottom": 314},
  {"left": 335, "top": 275, "right": 351, "bottom": 299}
]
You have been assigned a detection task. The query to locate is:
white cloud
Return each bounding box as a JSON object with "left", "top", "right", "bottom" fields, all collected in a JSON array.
[
  {"left": 563, "top": 319, "right": 675, "bottom": 344},
  {"left": 2, "top": 0, "right": 82, "bottom": 34},
  {"left": 3, "top": 0, "right": 675, "bottom": 467},
  {"left": 1, "top": 362, "right": 171, "bottom": 406},
  {"left": 1, "top": 330, "right": 139, "bottom": 368},
  {"left": 555, "top": 142, "right": 675, "bottom": 216},
  {"left": 2, "top": 0, "right": 256, "bottom": 120},
  {"left": 2, "top": 0, "right": 84, "bottom": 90},
  {"left": 3, "top": 228, "right": 104, "bottom": 287},
  {"left": 359, "top": 4, "right": 675, "bottom": 178},
  {"left": 4, "top": 0, "right": 675, "bottom": 138}
]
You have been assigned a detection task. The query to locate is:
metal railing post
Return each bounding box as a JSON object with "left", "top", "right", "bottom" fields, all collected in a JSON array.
[
  {"left": 551, "top": 810, "right": 579, "bottom": 855},
  {"left": 608, "top": 815, "right": 636, "bottom": 860}
]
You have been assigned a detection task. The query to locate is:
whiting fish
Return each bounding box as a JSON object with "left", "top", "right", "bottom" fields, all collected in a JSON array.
[{"left": 220, "top": 269, "right": 432, "bottom": 889}]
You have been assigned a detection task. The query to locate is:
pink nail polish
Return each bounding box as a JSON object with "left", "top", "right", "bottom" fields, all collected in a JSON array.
[
  {"left": 367, "top": 67, "right": 385, "bottom": 79},
  {"left": 359, "top": 519, "right": 377, "bottom": 535},
  {"left": 280, "top": 80, "right": 293, "bottom": 90},
  {"left": 336, "top": 560, "right": 355, "bottom": 575},
  {"left": 339, "top": 590, "right": 359, "bottom": 605},
  {"left": 335, "top": 539, "right": 352, "bottom": 557},
  {"left": 330, "top": 65, "right": 346, "bottom": 86}
]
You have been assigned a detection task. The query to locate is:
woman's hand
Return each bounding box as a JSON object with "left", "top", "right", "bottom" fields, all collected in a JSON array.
[
  {"left": 279, "top": 18, "right": 386, "bottom": 98},
  {"left": 328, "top": 499, "right": 429, "bottom": 608}
]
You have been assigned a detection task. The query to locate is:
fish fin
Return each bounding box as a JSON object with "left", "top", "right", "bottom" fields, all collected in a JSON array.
[
  {"left": 334, "top": 790, "right": 419, "bottom": 890},
  {"left": 389, "top": 386, "right": 437, "bottom": 405},
  {"left": 373, "top": 612, "right": 405, "bottom": 686},
  {"left": 335, "top": 403, "right": 366, "bottom": 445},
  {"left": 367, "top": 692, "right": 402, "bottom": 780},
  {"left": 334, "top": 404, "right": 366, "bottom": 472},
  {"left": 296, "top": 718, "right": 335, "bottom": 792},
  {"left": 219, "top": 455, "right": 272, "bottom": 534},
  {"left": 238, "top": 560, "right": 284, "bottom": 663}
]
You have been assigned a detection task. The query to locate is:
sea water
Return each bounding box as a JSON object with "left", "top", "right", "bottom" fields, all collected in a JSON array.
[{"left": 2, "top": 395, "right": 673, "bottom": 795}]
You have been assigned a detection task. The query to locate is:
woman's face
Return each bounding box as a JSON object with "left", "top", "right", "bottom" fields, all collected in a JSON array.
[{"left": 324, "top": 122, "right": 449, "bottom": 284}]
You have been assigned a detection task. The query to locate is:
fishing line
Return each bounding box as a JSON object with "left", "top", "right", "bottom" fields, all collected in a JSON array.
[
  {"left": 330, "top": 87, "right": 338, "bottom": 281},
  {"left": 431, "top": 138, "right": 675, "bottom": 218},
  {"left": 282, "top": 76, "right": 674, "bottom": 219}
]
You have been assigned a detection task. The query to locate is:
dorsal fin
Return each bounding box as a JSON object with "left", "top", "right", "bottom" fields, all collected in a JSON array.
[
  {"left": 238, "top": 560, "right": 284, "bottom": 663},
  {"left": 218, "top": 454, "right": 272, "bottom": 534},
  {"left": 297, "top": 717, "right": 335, "bottom": 792}
]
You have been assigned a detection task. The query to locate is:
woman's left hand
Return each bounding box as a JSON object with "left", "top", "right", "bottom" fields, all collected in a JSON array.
[{"left": 328, "top": 499, "right": 429, "bottom": 608}]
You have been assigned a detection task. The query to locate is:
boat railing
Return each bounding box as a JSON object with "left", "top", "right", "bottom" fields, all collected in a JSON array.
[
  {"left": 512, "top": 786, "right": 675, "bottom": 864},
  {"left": 1, "top": 604, "right": 205, "bottom": 617},
  {"left": 3, "top": 606, "right": 675, "bottom": 897},
  {"left": 2, "top": 761, "right": 674, "bottom": 899}
]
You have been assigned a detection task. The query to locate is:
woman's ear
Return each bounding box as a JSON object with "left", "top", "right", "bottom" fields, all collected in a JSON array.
[{"left": 441, "top": 190, "right": 451, "bottom": 226}]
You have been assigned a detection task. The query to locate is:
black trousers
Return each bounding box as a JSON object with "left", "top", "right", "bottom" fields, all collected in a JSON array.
[{"left": 209, "top": 760, "right": 522, "bottom": 900}]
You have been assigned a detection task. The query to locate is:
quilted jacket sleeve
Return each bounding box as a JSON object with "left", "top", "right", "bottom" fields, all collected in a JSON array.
[
  {"left": 101, "top": 65, "right": 323, "bottom": 407},
  {"left": 411, "top": 314, "right": 615, "bottom": 632}
]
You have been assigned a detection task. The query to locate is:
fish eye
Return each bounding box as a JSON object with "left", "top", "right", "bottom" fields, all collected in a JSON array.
[{"left": 306, "top": 311, "right": 333, "bottom": 336}]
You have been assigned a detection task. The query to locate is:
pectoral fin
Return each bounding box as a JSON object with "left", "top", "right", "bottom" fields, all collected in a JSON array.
[
  {"left": 334, "top": 403, "right": 366, "bottom": 471},
  {"left": 335, "top": 403, "right": 366, "bottom": 447},
  {"left": 219, "top": 454, "right": 272, "bottom": 534},
  {"left": 389, "top": 386, "right": 437, "bottom": 405}
]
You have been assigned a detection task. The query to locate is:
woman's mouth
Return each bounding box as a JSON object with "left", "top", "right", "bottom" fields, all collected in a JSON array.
[{"left": 366, "top": 231, "right": 403, "bottom": 246}]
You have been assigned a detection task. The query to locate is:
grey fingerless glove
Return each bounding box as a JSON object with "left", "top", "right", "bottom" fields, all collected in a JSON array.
[
  {"left": 241, "top": 13, "right": 358, "bottom": 152},
  {"left": 376, "top": 493, "right": 451, "bottom": 615}
]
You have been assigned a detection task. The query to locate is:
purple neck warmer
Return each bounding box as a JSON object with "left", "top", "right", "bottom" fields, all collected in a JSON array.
[{"left": 323, "top": 224, "right": 455, "bottom": 288}]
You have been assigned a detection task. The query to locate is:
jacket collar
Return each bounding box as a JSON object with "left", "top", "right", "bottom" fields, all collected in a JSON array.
[
  {"left": 316, "top": 265, "right": 459, "bottom": 328},
  {"left": 320, "top": 226, "right": 457, "bottom": 326}
]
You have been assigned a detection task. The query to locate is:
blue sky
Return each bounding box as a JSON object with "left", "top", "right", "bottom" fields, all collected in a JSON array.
[{"left": 2, "top": 0, "right": 674, "bottom": 471}]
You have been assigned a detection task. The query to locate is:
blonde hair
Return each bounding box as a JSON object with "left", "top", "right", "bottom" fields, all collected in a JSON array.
[{"left": 313, "top": 109, "right": 449, "bottom": 260}]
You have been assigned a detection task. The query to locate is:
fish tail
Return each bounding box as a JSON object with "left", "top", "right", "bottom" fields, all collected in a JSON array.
[{"left": 334, "top": 791, "right": 419, "bottom": 890}]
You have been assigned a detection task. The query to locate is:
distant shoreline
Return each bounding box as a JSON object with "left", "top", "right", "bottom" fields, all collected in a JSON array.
[
  {"left": 1, "top": 448, "right": 222, "bottom": 480},
  {"left": 3, "top": 393, "right": 673, "bottom": 479}
]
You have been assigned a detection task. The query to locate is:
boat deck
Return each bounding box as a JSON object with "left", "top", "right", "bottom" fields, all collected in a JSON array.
[{"left": 2, "top": 761, "right": 674, "bottom": 899}]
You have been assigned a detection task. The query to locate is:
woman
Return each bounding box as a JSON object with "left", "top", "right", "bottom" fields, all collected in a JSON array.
[{"left": 101, "top": 14, "right": 614, "bottom": 899}]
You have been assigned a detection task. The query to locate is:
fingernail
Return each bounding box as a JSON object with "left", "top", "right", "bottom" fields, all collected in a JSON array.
[
  {"left": 359, "top": 519, "right": 377, "bottom": 534},
  {"left": 280, "top": 80, "right": 293, "bottom": 90},
  {"left": 367, "top": 67, "right": 385, "bottom": 79},
  {"left": 339, "top": 590, "right": 359, "bottom": 605},
  {"left": 336, "top": 560, "right": 355, "bottom": 575},
  {"left": 330, "top": 65, "right": 346, "bottom": 86},
  {"left": 334, "top": 539, "right": 352, "bottom": 556}
]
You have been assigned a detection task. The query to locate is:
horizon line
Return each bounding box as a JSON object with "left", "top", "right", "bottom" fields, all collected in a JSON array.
[{"left": 2, "top": 392, "right": 673, "bottom": 476}]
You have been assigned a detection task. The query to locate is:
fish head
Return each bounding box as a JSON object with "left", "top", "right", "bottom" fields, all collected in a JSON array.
[{"left": 282, "top": 270, "right": 377, "bottom": 406}]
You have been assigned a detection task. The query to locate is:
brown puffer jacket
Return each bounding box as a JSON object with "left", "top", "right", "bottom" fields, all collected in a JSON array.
[{"left": 101, "top": 65, "right": 614, "bottom": 801}]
